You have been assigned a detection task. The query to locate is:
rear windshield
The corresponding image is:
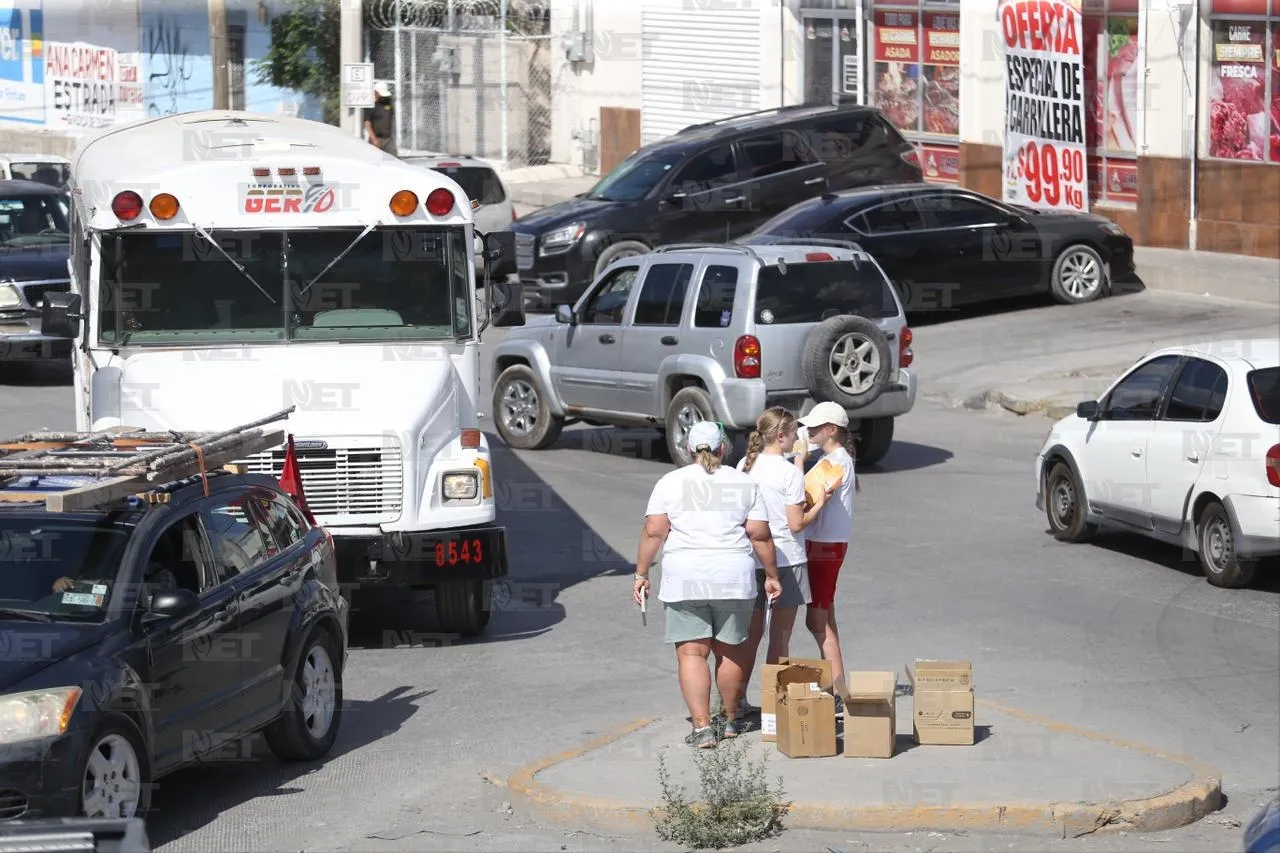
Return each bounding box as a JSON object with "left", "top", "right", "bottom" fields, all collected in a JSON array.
[
  {"left": 428, "top": 166, "right": 505, "bottom": 205},
  {"left": 1247, "top": 368, "right": 1280, "bottom": 424},
  {"left": 754, "top": 260, "right": 898, "bottom": 324}
]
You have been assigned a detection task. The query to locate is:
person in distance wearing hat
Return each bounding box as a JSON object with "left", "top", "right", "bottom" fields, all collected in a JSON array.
[
  {"left": 633, "top": 420, "right": 783, "bottom": 749},
  {"left": 363, "top": 81, "right": 397, "bottom": 156}
]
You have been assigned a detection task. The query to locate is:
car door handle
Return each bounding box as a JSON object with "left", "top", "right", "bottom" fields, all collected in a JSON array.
[
  {"left": 661, "top": 336, "right": 678, "bottom": 346},
  {"left": 804, "top": 177, "right": 824, "bottom": 186},
  {"left": 212, "top": 605, "right": 235, "bottom": 623},
  {"left": 598, "top": 333, "right": 615, "bottom": 344},
  {"left": 724, "top": 196, "right": 745, "bottom": 205},
  {"left": 1131, "top": 448, "right": 1144, "bottom": 458}
]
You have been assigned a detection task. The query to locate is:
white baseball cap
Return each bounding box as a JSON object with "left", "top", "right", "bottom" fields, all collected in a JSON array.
[
  {"left": 797, "top": 401, "right": 849, "bottom": 429},
  {"left": 373, "top": 81, "right": 391, "bottom": 98},
  {"left": 686, "top": 420, "right": 727, "bottom": 455}
]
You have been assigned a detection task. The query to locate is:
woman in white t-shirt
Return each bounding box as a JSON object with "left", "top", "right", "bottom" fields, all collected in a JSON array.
[
  {"left": 793, "top": 401, "right": 860, "bottom": 702},
  {"left": 633, "top": 420, "right": 783, "bottom": 749}
]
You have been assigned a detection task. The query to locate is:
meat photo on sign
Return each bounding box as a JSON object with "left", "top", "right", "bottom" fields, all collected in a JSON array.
[
  {"left": 1102, "top": 17, "right": 1138, "bottom": 152},
  {"left": 1208, "top": 19, "right": 1268, "bottom": 161},
  {"left": 1271, "top": 22, "right": 1279, "bottom": 161},
  {"left": 923, "top": 65, "right": 959, "bottom": 135},
  {"left": 875, "top": 64, "right": 919, "bottom": 132}
]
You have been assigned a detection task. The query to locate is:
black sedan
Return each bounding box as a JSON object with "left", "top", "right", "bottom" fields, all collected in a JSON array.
[
  {"left": 0, "top": 471, "right": 348, "bottom": 819},
  {"left": 742, "top": 183, "right": 1137, "bottom": 312}
]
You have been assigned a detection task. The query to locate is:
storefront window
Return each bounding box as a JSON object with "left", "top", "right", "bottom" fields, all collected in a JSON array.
[
  {"left": 1206, "top": 1, "right": 1279, "bottom": 163},
  {"left": 1082, "top": 1, "right": 1140, "bottom": 205}
]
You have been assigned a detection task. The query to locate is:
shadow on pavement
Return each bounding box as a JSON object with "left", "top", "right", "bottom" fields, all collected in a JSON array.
[
  {"left": 906, "top": 283, "right": 1146, "bottom": 329},
  {"left": 144, "top": 686, "right": 429, "bottom": 846},
  {"left": 858, "top": 440, "right": 953, "bottom": 473},
  {"left": 1087, "top": 532, "right": 1280, "bottom": 593}
]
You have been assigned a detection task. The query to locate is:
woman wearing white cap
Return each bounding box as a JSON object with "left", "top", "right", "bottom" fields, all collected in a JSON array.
[
  {"left": 633, "top": 420, "right": 783, "bottom": 749},
  {"left": 792, "top": 401, "right": 860, "bottom": 702},
  {"left": 363, "top": 82, "right": 397, "bottom": 155}
]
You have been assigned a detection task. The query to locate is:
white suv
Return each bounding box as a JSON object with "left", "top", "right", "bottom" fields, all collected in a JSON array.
[{"left": 1036, "top": 339, "right": 1280, "bottom": 588}]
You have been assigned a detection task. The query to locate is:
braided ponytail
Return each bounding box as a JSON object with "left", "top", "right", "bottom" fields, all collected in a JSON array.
[
  {"left": 743, "top": 406, "right": 795, "bottom": 473},
  {"left": 742, "top": 430, "right": 765, "bottom": 472}
]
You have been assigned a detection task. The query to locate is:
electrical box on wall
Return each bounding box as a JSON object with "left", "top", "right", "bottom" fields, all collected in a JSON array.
[{"left": 563, "top": 30, "right": 591, "bottom": 63}]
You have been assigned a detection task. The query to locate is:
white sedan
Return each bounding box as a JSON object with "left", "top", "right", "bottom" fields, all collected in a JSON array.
[{"left": 1035, "top": 339, "right": 1280, "bottom": 588}]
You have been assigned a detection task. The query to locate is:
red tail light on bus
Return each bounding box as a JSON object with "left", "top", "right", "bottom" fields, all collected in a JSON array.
[
  {"left": 426, "top": 188, "right": 455, "bottom": 216},
  {"left": 111, "top": 191, "right": 143, "bottom": 221}
]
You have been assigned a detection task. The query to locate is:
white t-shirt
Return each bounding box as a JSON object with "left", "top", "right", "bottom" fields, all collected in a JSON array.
[
  {"left": 645, "top": 463, "right": 768, "bottom": 603},
  {"left": 737, "top": 453, "right": 807, "bottom": 568},
  {"left": 805, "top": 447, "right": 855, "bottom": 544}
]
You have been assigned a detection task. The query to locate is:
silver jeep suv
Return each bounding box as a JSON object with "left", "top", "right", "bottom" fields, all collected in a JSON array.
[{"left": 490, "top": 239, "right": 917, "bottom": 466}]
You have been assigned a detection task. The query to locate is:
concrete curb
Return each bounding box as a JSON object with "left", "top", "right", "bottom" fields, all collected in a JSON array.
[
  {"left": 958, "top": 390, "right": 1077, "bottom": 421},
  {"left": 505, "top": 701, "right": 1222, "bottom": 839}
]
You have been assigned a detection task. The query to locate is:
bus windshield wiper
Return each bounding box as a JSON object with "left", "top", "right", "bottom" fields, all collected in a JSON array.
[
  {"left": 189, "top": 223, "right": 277, "bottom": 304},
  {"left": 293, "top": 224, "right": 375, "bottom": 299}
]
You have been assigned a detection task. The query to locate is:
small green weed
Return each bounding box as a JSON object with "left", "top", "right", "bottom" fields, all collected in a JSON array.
[{"left": 651, "top": 733, "right": 790, "bottom": 850}]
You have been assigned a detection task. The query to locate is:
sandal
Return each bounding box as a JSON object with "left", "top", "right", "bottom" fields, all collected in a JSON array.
[
  {"left": 685, "top": 726, "right": 717, "bottom": 749},
  {"left": 723, "top": 717, "right": 754, "bottom": 738}
]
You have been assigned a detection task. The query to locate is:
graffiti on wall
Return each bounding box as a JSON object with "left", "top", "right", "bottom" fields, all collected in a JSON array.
[{"left": 145, "top": 15, "right": 191, "bottom": 116}]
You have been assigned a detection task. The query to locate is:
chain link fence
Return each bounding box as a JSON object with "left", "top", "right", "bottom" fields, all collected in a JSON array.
[{"left": 368, "top": 0, "right": 552, "bottom": 167}]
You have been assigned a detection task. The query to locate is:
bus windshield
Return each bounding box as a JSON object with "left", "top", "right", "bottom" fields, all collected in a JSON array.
[{"left": 97, "top": 227, "right": 473, "bottom": 345}]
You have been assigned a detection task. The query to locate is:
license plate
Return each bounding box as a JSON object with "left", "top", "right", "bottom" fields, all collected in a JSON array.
[{"left": 428, "top": 534, "right": 490, "bottom": 568}]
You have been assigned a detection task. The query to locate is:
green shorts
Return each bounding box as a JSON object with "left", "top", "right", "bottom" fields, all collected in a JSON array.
[{"left": 663, "top": 599, "right": 754, "bottom": 645}]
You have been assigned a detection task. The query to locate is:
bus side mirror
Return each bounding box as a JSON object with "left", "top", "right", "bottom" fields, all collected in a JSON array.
[
  {"left": 483, "top": 231, "right": 518, "bottom": 278},
  {"left": 42, "top": 291, "right": 83, "bottom": 339}
]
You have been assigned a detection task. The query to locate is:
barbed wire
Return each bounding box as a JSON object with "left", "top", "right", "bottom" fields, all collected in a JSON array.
[{"left": 366, "top": 0, "right": 550, "bottom": 32}]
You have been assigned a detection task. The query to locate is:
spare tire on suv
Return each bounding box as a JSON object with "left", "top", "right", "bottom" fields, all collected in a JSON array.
[{"left": 801, "top": 315, "right": 893, "bottom": 410}]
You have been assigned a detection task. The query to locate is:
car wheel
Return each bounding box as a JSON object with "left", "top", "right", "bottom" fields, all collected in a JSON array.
[
  {"left": 264, "top": 627, "right": 344, "bottom": 761},
  {"left": 802, "top": 316, "right": 892, "bottom": 409},
  {"left": 855, "top": 417, "right": 894, "bottom": 466},
  {"left": 79, "top": 715, "right": 151, "bottom": 819},
  {"left": 1050, "top": 244, "right": 1107, "bottom": 304},
  {"left": 593, "top": 240, "right": 649, "bottom": 278},
  {"left": 436, "top": 579, "right": 492, "bottom": 636},
  {"left": 493, "top": 364, "right": 564, "bottom": 450},
  {"left": 665, "top": 386, "right": 716, "bottom": 467},
  {"left": 1197, "top": 501, "right": 1257, "bottom": 588},
  {"left": 1044, "top": 462, "right": 1097, "bottom": 542}
]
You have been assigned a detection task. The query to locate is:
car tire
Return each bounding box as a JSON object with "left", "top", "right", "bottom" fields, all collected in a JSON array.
[
  {"left": 264, "top": 626, "right": 344, "bottom": 762},
  {"left": 1197, "top": 501, "right": 1257, "bottom": 588},
  {"left": 665, "top": 386, "right": 716, "bottom": 467},
  {"left": 855, "top": 417, "right": 894, "bottom": 466},
  {"left": 493, "top": 364, "right": 563, "bottom": 450},
  {"left": 1044, "top": 462, "right": 1097, "bottom": 542},
  {"left": 593, "top": 240, "right": 649, "bottom": 278},
  {"left": 436, "top": 579, "right": 492, "bottom": 636},
  {"left": 802, "top": 315, "right": 892, "bottom": 409},
  {"left": 78, "top": 714, "right": 152, "bottom": 819},
  {"left": 1049, "top": 244, "right": 1107, "bottom": 305}
]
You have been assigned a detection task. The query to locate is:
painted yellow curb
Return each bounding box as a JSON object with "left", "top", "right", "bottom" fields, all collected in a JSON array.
[{"left": 505, "top": 702, "right": 1223, "bottom": 839}]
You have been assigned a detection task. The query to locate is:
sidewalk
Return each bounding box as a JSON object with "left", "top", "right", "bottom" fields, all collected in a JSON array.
[
  {"left": 506, "top": 701, "right": 1221, "bottom": 840},
  {"left": 499, "top": 170, "right": 1279, "bottom": 308}
]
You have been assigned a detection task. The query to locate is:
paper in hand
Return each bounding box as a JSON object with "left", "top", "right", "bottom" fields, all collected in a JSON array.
[{"left": 640, "top": 593, "right": 647, "bottom": 626}]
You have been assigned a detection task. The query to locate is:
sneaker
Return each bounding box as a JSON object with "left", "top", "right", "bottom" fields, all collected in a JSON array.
[
  {"left": 722, "top": 717, "right": 755, "bottom": 738},
  {"left": 685, "top": 726, "right": 717, "bottom": 749}
]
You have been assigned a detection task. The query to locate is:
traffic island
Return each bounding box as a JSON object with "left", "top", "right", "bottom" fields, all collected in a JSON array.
[{"left": 507, "top": 700, "right": 1222, "bottom": 840}]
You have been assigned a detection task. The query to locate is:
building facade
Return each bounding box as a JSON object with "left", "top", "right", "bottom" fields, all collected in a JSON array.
[
  {"left": 0, "top": 0, "right": 320, "bottom": 156},
  {"left": 548, "top": 0, "right": 1279, "bottom": 259}
]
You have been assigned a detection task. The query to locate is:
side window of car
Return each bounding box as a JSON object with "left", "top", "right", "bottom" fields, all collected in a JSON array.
[
  {"left": 670, "top": 144, "right": 738, "bottom": 194},
  {"left": 251, "top": 491, "right": 309, "bottom": 554},
  {"left": 851, "top": 198, "right": 926, "bottom": 235},
  {"left": 143, "top": 515, "right": 209, "bottom": 596},
  {"left": 1103, "top": 355, "right": 1181, "bottom": 421},
  {"left": 1163, "top": 358, "right": 1229, "bottom": 423},
  {"left": 806, "top": 114, "right": 870, "bottom": 160},
  {"left": 693, "top": 265, "right": 739, "bottom": 328},
  {"left": 200, "top": 495, "right": 277, "bottom": 585},
  {"left": 579, "top": 266, "right": 639, "bottom": 325},
  {"left": 633, "top": 263, "right": 693, "bottom": 326},
  {"left": 915, "top": 194, "right": 1005, "bottom": 229},
  {"left": 739, "top": 131, "right": 814, "bottom": 179}
]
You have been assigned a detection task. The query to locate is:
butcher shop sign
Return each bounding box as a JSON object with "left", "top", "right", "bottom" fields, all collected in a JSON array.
[{"left": 998, "top": 0, "right": 1089, "bottom": 213}]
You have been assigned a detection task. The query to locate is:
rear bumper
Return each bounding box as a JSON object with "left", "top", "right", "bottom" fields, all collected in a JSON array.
[
  {"left": 721, "top": 368, "right": 917, "bottom": 430},
  {"left": 335, "top": 525, "right": 510, "bottom": 585},
  {"left": 1224, "top": 494, "right": 1280, "bottom": 559}
]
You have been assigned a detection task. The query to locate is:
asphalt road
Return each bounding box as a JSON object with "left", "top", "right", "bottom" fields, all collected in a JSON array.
[{"left": 0, "top": 288, "right": 1276, "bottom": 853}]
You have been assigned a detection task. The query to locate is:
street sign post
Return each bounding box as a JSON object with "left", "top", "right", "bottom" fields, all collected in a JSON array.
[{"left": 342, "top": 63, "right": 375, "bottom": 110}]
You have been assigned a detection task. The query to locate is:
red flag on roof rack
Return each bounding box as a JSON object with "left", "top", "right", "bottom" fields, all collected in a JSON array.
[{"left": 278, "top": 434, "right": 317, "bottom": 526}]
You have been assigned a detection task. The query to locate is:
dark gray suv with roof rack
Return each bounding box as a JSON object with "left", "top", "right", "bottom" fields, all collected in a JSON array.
[{"left": 507, "top": 103, "right": 923, "bottom": 310}]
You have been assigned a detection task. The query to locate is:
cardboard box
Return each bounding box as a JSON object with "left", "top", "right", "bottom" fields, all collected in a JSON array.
[
  {"left": 777, "top": 656, "right": 833, "bottom": 691},
  {"left": 760, "top": 661, "right": 825, "bottom": 742},
  {"left": 804, "top": 459, "right": 845, "bottom": 507},
  {"left": 843, "top": 671, "right": 897, "bottom": 758},
  {"left": 775, "top": 679, "right": 837, "bottom": 758},
  {"left": 907, "top": 660, "right": 974, "bottom": 746}
]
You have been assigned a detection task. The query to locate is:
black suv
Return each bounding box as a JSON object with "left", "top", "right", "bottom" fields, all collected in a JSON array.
[
  {"left": 0, "top": 468, "right": 348, "bottom": 820},
  {"left": 508, "top": 103, "right": 923, "bottom": 309}
]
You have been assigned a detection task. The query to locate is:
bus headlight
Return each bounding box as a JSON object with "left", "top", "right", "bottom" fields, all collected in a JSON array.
[
  {"left": 0, "top": 687, "right": 82, "bottom": 744},
  {"left": 442, "top": 472, "right": 479, "bottom": 501}
]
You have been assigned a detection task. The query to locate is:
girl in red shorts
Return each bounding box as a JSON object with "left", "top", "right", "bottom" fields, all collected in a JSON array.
[{"left": 794, "top": 402, "right": 860, "bottom": 702}]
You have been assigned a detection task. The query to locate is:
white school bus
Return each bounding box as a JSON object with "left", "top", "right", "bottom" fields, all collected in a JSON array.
[{"left": 42, "top": 110, "right": 525, "bottom": 636}]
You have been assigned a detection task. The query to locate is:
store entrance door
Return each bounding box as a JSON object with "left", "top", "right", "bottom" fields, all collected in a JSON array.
[{"left": 801, "top": 7, "right": 865, "bottom": 107}]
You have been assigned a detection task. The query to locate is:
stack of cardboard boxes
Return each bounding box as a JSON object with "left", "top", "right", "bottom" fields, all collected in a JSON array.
[{"left": 758, "top": 658, "right": 975, "bottom": 758}]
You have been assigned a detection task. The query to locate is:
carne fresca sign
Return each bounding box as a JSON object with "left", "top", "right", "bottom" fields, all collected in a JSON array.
[{"left": 243, "top": 184, "right": 337, "bottom": 214}]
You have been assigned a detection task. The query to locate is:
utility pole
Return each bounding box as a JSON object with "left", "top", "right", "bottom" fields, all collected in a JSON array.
[
  {"left": 340, "top": 0, "right": 364, "bottom": 136},
  {"left": 209, "top": 0, "right": 230, "bottom": 110}
]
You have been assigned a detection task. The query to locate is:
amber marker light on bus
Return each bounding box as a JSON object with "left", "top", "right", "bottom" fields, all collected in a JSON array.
[
  {"left": 149, "top": 193, "right": 180, "bottom": 220},
  {"left": 425, "top": 188, "right": 455, "bottom": 216},
  {"left": 389, "top": 190, "right": 419, "bottom": 217},
  {"left": 111, "top": 191, "right": 143, "bottom": 221}
]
